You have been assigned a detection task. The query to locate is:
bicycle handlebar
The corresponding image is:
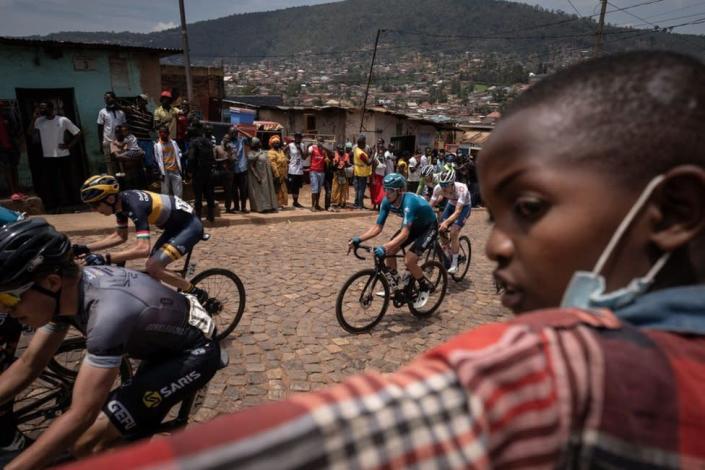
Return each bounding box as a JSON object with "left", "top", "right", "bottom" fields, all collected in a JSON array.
[{"left": 348, "top": 244, "right": 372, "bottom": 260}]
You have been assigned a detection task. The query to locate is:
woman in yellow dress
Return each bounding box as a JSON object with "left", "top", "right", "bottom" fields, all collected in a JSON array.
[{"left": 268, "top": 135, "right": 288, "bottom": 208}]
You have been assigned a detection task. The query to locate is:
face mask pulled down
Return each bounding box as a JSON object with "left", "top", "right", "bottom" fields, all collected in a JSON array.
[{"left": 561, "top": 175, "right": 670, "bottom": 310}]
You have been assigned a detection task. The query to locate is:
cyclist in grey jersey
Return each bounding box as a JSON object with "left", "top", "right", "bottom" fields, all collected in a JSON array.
[
  {"left": 43, "top": 266, "right": 211, "bottom": 367},
  {"left": 0, "top": 219, "right": 221, "bottom": 469}
]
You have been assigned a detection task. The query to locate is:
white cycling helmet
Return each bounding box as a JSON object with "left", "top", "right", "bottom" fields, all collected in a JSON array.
[
  {"left": 421, "top": 165, "right": 435, "bottom": 177},
  {"left": 439, "top": 168, "right": 456, "bottom": 185}
]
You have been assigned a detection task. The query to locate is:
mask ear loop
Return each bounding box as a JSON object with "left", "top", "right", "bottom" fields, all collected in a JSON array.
[{"left": 592, "top": 175, "right": 666, "bottom": 275}]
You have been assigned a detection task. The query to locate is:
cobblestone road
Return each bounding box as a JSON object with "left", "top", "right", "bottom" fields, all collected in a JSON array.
[{"left": 76, "top": 210, "right": 510, "bottom": 423}]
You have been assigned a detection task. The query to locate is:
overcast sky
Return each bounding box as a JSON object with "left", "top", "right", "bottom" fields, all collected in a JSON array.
[{"left": 0, "top": 0, "right": 703, "bottom": 36}]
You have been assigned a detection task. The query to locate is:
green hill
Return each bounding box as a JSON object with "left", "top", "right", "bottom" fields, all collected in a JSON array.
[{"left": 40, "top": 0, "right": 705, "bottom": 61}]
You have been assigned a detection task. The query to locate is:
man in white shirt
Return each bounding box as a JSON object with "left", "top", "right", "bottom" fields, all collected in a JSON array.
[
  {"left": 407, "top": 152, "right": 420, "bottom": 194},
  {"left": 33, "top": 101, "right": 81, "bottom": 211},
  {"left": 285, "top": 132, "right": 306, "bottom": 208},
  {"left": 97, "top": 91, "right": 126, "bottom": 175}
]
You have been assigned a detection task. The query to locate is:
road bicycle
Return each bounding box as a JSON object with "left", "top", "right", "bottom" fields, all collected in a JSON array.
[
  {"left": 335, "top": 243, "right": 448, "bottom": 333},
  {"left": 424, "top": 229, "right": 472, "bottom": 282}
]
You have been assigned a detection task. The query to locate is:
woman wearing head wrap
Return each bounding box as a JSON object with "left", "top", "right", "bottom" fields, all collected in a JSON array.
[
  {"left": 332, "top": 144, "right": 351, "bottom": 209},
  {"left": 267, "top": 135, "right": 288, "bottom": 208},
  {"left": 247, "top": 137, "right": 278, "bottom": 213}
]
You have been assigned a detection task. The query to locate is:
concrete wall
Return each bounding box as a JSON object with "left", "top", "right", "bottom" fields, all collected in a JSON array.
[{"left": 0, "top": 43, "right": 163, "bottom": 187}]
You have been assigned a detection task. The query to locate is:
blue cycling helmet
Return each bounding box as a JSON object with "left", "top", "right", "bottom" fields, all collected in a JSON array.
[
  {"left": 445, "top": 153, "right": 457, "bottom": 164},
  {"left": 383, "top": 173, "right": 406, "bottom": 190}
]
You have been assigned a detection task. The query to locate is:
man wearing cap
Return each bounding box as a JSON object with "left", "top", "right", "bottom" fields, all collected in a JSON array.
[
  {"left": 153, "top": 90, "right": 180, "bottom": 138},
  {"left": 285, "top": 132, "right": 305, "bottom": 208}
]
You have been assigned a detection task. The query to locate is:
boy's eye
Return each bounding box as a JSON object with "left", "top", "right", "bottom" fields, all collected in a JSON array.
[{"left": 512, "top": 197, "right": 547, "bottom": 221}]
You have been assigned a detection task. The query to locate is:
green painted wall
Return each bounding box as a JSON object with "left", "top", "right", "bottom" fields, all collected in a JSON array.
[{"left": 0, "top": 43, "right": 160, "bottom": 188}]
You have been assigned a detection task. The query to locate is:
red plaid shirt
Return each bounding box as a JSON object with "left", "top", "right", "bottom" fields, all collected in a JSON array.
[{"left": 62, "top": 307, "right": 705, "bottom": 469}]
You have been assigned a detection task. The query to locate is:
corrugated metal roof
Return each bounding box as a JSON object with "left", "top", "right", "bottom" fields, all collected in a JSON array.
[
  {"left": 461, "top": 131, "right": 492, "bottom": 145},
  {"left": 0, "top": 36, "right": 181, "bottom": 56}
]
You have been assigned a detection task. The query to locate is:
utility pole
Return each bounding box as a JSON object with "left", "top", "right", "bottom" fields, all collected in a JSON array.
[
  {"left": 178, "top": 0, "right": 194, "bottom": 102},
  {"left": 360, "top": 29, "right": 382, "bottom": 135},
  {"left": 593, "top": 0, "right": 608, "bottom": 57}
]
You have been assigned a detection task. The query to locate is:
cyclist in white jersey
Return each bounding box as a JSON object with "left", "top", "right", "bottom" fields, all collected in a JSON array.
[{"left": 430, "top": 168, "right": 472, "bottom": 274}]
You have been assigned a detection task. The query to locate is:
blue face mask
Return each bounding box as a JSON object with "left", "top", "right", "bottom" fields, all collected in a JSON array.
[{"left": 561, "top": 174, "right": 671, "bottom": 310}]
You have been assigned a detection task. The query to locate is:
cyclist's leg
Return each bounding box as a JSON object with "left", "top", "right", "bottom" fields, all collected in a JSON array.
[
  {"left": 81, "top": 341, "right": 221, "bottom": 453},
  {"left": 450, "top": 205, "right": 471, "bottom": 255},
  {"left": 146, "top": 217, "right": 203, "bottom": 292},
  {"left": 406, "top": 222, "right": 438, "bottom": 282}
]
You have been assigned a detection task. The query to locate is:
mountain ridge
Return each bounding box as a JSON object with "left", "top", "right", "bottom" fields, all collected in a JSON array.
[{"left": 35, "top": 0, "right": 705, "bottom": 61}]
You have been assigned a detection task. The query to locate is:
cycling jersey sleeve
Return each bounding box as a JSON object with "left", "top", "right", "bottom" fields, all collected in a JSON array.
[
  {"left": 119, "top": 192, "right": 151, "bottom": 239},
  {"left": 430, "top": 185, "right": 443, "bottom": 205},
  {"left": 375, "top": 198, "right": 391, "bottom": 226}
]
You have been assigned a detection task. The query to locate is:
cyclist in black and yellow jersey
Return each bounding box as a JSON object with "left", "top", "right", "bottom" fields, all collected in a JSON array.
[{"left": 75, "top": 175, "right": 208, "bottom": 302}]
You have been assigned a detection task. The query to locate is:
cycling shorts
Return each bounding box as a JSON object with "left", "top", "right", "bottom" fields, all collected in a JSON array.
[
  {"left": 103, "top": 340, "right": 221, "bottom": 436},
  {"left": 400, "top": 220, "right": 438, "bottom": 256},
  {"left": 441, "top": 203, "right": 471, "bottom": 228},
  {"left": 151, "top": 215, "right": 204, "bottom": 264}
]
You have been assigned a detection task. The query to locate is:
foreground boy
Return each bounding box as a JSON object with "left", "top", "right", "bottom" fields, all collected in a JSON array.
[{"left": 63, "top": 50, "right": 705, "bottom": 469}]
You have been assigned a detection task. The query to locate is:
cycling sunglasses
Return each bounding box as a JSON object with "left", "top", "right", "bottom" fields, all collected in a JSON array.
[
  {"left": 0, "top": 282, "right": 34, "bottom": 309},
  {"left": 440, "top": 182, "right": 452, "bottom": 188}
]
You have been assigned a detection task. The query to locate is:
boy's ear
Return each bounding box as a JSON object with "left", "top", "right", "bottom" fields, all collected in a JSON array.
[{"left": 650, "top": 165, "right": 705, "bottom": 252}]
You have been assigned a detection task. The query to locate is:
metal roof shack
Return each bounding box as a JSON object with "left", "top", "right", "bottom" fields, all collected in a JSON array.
[{"left": 0, "top": 36, "right": 181, "bottom": 199}]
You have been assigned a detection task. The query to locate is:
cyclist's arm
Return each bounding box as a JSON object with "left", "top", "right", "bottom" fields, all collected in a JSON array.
[
  {"left": 86, "top": 229, "right": 127, "bottom": 252},
  {"left": 107, "top": 237, "right": 151, "bottom": 264},
  {"left": 383, "top": 225, "right": 410, "bottom": 253},
  {"left": 8, "top": 363, "right": 119, "bottom": 470},
  {"left": 356, "top": 224, "right": 383, "bottom": 243},
  {"left": 441, "top": 203, "right": 465, "bottom": 230},
  {"left": 0, "top": 327, "right": 66, "bottom": 407}
]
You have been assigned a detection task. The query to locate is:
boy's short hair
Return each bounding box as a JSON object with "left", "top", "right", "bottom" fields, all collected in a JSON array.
[{"left": 504, "top": 51, "right": 705, "bottom": 187}]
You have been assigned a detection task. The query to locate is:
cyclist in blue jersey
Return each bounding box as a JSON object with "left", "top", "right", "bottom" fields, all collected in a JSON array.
[{"left": 349, "top": 173, "right": 437, "bottom": 294}]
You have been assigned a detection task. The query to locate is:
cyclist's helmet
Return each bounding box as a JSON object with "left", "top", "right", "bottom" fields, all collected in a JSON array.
[
  {"left": 421, "top": 165, "right": 435, "bottom": 178},
  {"left": 80, "top": 175, "right": 119, "bottom": 204},
  {"left": 439, "top": 168, "right": 456, "bottom": 185},
  {"left": 0, "top": 218, "right": 71, "bottom": 290},
  {"left": 383, "top": 172, "right": 407, "bottom": 191},
  {"left": 445, "top": 153, "right": 457, "bottom": 165}
]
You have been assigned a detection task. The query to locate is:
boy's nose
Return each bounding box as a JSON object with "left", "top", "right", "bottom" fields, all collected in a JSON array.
[{"left": 486, "top": 226, "right": 514, "bottom": 265}]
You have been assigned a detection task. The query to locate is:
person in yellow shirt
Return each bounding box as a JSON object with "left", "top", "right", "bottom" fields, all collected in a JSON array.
[
  {"left": 152, "top": 90, "right": 180, "bottom": 138},
  {"left": 268, "top": 135, "right": 288, "bottom": 208},
  {"left": 352, "top": 134, "right": 371, "bottom": 209}
]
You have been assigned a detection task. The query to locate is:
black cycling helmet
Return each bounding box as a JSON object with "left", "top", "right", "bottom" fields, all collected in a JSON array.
[{"left": 0, "top": 218, "right": 72, "bottom": 290}]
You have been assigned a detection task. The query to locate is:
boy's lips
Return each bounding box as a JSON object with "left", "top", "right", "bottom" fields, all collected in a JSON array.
[{"left": 493, "top": 272, "right": 524, "bottom": 311}]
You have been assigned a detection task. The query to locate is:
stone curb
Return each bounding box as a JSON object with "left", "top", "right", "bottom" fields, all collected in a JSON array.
[{"left": 54, "top": 210, "right": 377, "bottom": 237}]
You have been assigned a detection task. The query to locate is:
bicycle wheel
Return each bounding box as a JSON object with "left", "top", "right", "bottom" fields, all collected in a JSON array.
[
  {"left": 408, "top": 260, "right": 448, "bottom": 318},
  {"left": 13, "top": 371, "right": 72, "bottom": 439},
  {"left": 48, "top": 337, "right": 132, "bottom": 381},
  {"left": 336, "top": 269, "right": 390, "bottom": 333},
  {"left": 191, "top": 268, "right": 246, "bottom": 341},
  {"left": 451, "top": 236, "right": 472, "bottom": 282}
]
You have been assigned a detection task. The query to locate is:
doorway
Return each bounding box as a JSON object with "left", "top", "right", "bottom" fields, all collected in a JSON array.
[{"left": 15, "top": 88, "right": 88, "bottom": 211}]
